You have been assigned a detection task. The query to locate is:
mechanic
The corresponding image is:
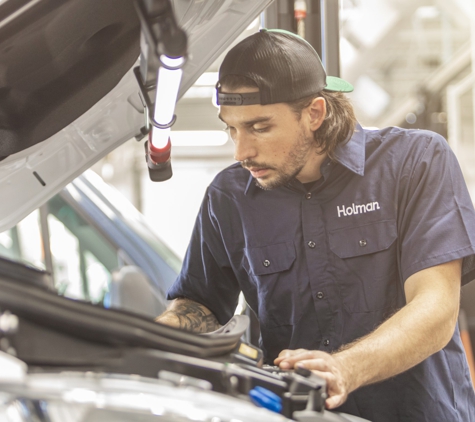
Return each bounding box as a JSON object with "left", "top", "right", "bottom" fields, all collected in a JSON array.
[{"left": 156, "top": 29, "right": 475, "bottom": 421}]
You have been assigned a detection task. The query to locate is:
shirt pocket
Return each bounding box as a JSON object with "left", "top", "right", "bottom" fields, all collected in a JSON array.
[
  {"left": 244, "top": 241, "right": 301, "bottom": 327},
  {"left": 328, "top": 220, "right": 400, "bottom": 313}
]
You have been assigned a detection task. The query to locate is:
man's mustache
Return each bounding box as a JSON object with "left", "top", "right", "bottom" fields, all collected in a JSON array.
[{"left": 241, "top": 160, "right": 274, "bottom": 170}]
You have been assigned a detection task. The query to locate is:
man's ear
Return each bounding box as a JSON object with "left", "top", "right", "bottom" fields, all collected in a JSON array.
[{"left": 307, "top": 97, "right": 326, "bottom": 131}]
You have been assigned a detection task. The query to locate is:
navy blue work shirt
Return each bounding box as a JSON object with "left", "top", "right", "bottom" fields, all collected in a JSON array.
[{"left": 168, "top": 125, "right": 475, "bottom": 421}]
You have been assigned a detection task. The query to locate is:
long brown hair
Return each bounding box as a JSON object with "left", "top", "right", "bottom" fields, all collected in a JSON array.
[
  {"left": 219, "top": 75, "right": 357, "bottom": 160},
  {"left": 288, "top": 91, "right": 357, "bottom": 160}
]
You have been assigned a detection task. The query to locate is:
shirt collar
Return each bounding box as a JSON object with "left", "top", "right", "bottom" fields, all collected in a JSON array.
[
  {"left": 331, "top": 123, "right": 365, "bottom": 176},
  {"left": 245, "top": 174, "right": 255, "bottom": 195},
  {"left": 244, "top": 123, "right": 366, "bottom": 195}
]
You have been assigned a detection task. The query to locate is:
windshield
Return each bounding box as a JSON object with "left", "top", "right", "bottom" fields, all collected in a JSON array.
[{"left": 74, "top": 171, "right": 182, "bottom": 274}]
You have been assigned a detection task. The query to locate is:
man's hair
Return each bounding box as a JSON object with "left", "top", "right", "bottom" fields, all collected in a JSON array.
[{"left": 219, "top": 74, "right": 357, "bottom": 160}]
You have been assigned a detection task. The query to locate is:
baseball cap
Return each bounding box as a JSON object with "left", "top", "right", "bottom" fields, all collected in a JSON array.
[{"left": 216, "top": 28, "right": 353, "bottom": 106}]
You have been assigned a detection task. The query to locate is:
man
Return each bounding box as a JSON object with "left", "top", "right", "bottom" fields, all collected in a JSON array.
[{"left": 157, "top": 29, "right": 475, "bottom": 421}]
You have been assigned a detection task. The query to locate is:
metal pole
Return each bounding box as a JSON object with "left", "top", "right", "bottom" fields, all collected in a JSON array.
[
  {"left": 264, "top": 1, "right": 278, "bottom": 28},
  {"left": 278, "top": 0, "right": 295, "bottom": 32},
  {"left": 305, "top": 0, "right": 323, "bottom": 60},
  {"left": 321, "top": 0, "right": 341, "bottom": 77}
]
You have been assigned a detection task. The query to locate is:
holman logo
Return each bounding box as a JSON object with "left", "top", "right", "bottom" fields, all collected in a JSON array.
[{"left": 337, "top": 201, "right": 381, "bottom": 217}]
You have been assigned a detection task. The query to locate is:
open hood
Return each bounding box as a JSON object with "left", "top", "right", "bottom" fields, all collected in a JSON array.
[{"left": 0, "top": 0, "right": 273, "bottom": 232}]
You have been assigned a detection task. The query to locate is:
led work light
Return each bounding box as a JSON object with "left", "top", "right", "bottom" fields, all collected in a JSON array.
[{"left": 134, "top": 0, "right": 187, "bottom": 182}]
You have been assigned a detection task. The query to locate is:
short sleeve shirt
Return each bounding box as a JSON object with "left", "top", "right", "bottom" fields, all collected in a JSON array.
[{"left": 168, "top": 125, "right": 475, "bottom": 422}]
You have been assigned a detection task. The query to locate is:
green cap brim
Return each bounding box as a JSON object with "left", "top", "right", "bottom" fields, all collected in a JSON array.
[{"left": 325, "top": 76, "right": 354, "bottom": 93}]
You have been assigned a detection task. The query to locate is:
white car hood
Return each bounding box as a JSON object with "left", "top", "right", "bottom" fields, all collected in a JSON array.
[{"left": 0, "top": 0, "right": 272, "bottom": 232}]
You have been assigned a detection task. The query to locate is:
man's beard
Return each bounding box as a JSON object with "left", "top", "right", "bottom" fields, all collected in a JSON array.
[
  {"left": 242, "top": 129, "right": 314, "bottom": 190},
  {"left": 253, "top": 162, "right": 304, "bottom": 190}
]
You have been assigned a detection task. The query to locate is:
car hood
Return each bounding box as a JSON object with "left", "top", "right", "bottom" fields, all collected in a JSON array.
[{"left": 0, "top": 0, "right": 272, "bottom": 232}]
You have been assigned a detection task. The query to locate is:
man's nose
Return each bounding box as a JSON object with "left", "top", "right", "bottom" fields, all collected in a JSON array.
[{"left": 233, "top": 131, "right": 257, "bottom": 162}]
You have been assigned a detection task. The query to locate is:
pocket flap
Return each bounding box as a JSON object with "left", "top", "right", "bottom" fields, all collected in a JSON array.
[
  {"left": 245, "top": 242, "right": 296, "bottom": 276},
  {"left": 329, "top": 220, "right": 397, "bottom": 259}
]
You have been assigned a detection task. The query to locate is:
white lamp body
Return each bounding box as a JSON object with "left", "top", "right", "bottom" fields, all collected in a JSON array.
[{"left": 151, "top": 56, "right": 184, "bottom": 149}]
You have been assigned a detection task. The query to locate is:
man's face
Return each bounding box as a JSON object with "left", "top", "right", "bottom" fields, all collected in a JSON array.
[{"left": 219, "top": 87, "right": 326, "bottom": 189}]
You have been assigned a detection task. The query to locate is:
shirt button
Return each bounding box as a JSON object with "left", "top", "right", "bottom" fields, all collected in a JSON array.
[
  {"left": 359, "top": 239, "right": 367, "bottom": 247},
  {"left": 323, "top": 339, "right": 330, "bottom": 346},
  {"left": 307, "top": 241, "right": 316, "bottom": 248},
  {"left": 263, "top": 259, "right": 271, "bottom": 267},
  {"left": 305, "top": 192, "right": 312, "bottom": 200},
  {"left": 316, "top": 291, "right": 324, "bottom": 299}
]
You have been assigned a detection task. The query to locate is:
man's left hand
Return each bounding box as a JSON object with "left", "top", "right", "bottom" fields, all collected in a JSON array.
[{"left": 274, "top": 349, "right": 350, "bottom": 409}]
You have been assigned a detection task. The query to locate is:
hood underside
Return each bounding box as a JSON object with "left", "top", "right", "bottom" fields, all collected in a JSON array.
[
  {"left": 0, "top": 0, "right": 273, "bottom": 232},
  {"left": 0, "top": 0, "right": 140, "bottom": 159}
]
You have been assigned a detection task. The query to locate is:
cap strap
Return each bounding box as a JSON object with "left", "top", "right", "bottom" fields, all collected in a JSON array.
[{"left": 217, "top": 92, "right": 261, "bottom": 106}]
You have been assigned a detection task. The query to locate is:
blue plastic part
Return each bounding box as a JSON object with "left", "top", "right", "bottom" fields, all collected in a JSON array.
[{"left": 249, "top": 386, "right": 282, "bottom": 413}]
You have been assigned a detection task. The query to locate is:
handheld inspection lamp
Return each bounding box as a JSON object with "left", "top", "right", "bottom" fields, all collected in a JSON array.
[{"left": 134, "top": 0, "right": 187, "bottom": 181}]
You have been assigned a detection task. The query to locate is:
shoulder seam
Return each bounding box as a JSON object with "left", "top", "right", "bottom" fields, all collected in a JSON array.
[{"left": 410, "top": 133, "right": 444, "bottom": 182}]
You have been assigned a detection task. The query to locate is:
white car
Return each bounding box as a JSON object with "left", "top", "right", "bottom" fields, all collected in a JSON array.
[{"left": 0, "top": 1, "right": 369, "bottom": 421}]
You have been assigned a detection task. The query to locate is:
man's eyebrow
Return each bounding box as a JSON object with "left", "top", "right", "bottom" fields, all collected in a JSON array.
[
  {"left": 242, "top": 116, "right": 274, "bottom": 126},
  {"left": 217, "top": 114, "right": 274, "bottom": 126}
]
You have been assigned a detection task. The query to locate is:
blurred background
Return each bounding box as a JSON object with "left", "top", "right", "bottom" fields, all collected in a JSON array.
[{"left": 91, "top": 0, "right": 475, "bottom": 260}]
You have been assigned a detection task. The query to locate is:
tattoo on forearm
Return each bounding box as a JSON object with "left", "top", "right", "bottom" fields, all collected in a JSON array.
[{"left": 161, "top": 299, "right": 221, "bottom": 333}]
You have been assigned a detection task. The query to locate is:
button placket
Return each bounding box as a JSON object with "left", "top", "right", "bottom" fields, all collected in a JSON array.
[{"left": 301, "top": 199, "right": 333, "bottom": 350}]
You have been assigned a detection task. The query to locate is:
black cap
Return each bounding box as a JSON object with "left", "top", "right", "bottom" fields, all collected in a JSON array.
[{"left": 217, "top": 29, "right": 353, "bottom": 106}]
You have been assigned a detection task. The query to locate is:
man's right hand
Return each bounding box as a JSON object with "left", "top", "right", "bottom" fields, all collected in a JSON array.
[{"left": 155, "top": 297, "right": 221, "bottom": 333}]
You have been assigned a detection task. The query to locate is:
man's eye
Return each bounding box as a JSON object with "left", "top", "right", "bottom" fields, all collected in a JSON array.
[{"left": 253, "top": 127, "right": 268, "bottom": 133}]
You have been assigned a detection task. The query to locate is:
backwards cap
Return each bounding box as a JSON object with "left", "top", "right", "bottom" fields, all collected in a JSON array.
[{"left": 217, "top": 28, "right": 353, "bottom": 106}]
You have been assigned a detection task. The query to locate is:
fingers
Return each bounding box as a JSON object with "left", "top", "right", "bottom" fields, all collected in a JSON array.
[
  {"left": 274, "top": 354, "right": 349, "bottom": 410},
  {"left": 274, "top": 349, "right": 330, "bottom": 369},
  {"left": 295, "top": 361, "right": 335, "bottom": 383},
  {"left": 274, "top": 349, "right": 307, "bottom": 368},
  {"left": 326, "top": 393, "right": 346, "bottom": 410},
  {"left": 275, "top": 348, "right": 307, "bottom": 360},
  {"left": 296, "top": 364, "right": 347, "bottom": 409}
]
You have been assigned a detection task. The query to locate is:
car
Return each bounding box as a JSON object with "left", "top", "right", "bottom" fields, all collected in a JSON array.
[
  {"left": 0, "top": 0, "right": 369, "bottom": 421},
  {"left": 0, "top": 169, "right": 181, "bottom": 317}
]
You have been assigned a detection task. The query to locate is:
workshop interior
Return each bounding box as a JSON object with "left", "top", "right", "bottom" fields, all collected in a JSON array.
[{"left": 0, "top": 0, "right": 474, "bottom": 421}]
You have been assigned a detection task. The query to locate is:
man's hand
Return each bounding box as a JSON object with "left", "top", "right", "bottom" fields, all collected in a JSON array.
[
  {"left": 274, "top": 349, "right": 350, "bottom": 409},
  {"left": 155, "top": 298, "right": 221, "bottom": 333}
]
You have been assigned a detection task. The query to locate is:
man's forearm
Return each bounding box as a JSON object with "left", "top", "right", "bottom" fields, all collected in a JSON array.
[
  {"left": 333, "top": 259, "right": 461, "bottom": 394},
  {"left": 334, "top": 291, "right": 457, "bottom": 393},
  {"left": 155, "top": 298, "right": 221, "bottom": 333}
]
